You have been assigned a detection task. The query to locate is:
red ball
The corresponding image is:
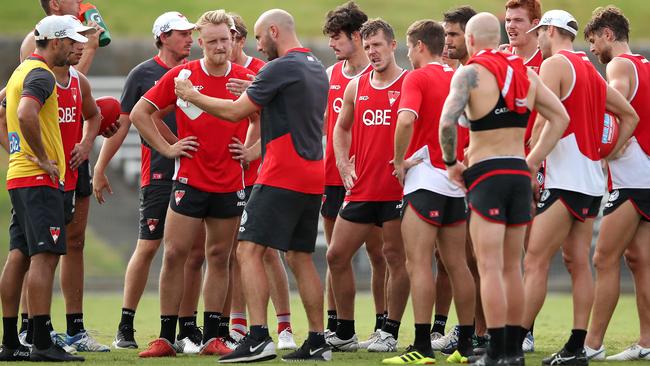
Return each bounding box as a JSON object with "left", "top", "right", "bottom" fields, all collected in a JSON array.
[
  {"left": 600, "top": 111, "right": 620, "bottom": 158},
  {"left": 96, "top": 96, "right": 121, "bottom": 136}
]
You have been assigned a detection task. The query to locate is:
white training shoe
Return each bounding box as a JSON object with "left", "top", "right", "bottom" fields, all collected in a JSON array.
[
  {"left": 18, "top": 331, "right": 30, "bottom": 349},
  {"left": 229, "top": 329, "right": 245, "bottom": 344},
  {"left": 359, "top": 330, "right": 381, "bottom": 349},
  {"left": 326, "top": 333, "right": 359, "bottom": 352},
  {"left": 522, "top": 331, "right": 535, "bottom": 353},
  {"left": 367, "top": 330, "right": 397, "bottom": 352},
  {"left": 65, "top": 331, "right": 110, "bottom": 352},
  {"left": 585, "top": 344, "right": 606, "bottom": 361},
  {"left": 277, "top": 328, "right": 297, "bottom": 350},
  {"left": 430, "top": 331, "right": 443, "bottom": 343},
  {"left": 174, "top": 336, "right": 202, "bottom": 354},
  {"left": 431, "top": 325, "right": 458, "bottom": 351},
  {"left": 606, "top": 344, "right": 650, "bottom": 361}
]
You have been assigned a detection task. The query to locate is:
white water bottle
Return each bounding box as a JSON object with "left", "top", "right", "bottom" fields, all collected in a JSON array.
[{"left": 176, "top": 69, "right": 203, "bottom": 120}]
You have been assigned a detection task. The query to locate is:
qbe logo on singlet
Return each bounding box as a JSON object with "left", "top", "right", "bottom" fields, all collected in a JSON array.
[
  {"left": 58, "top": 106, "right": 77, "bottom": 123},
  {"left": 363, "top": 109, "right": 392, "bottom": 126},
  {"left": 332, "top": 97, "right": 343, "bottom": 114}
]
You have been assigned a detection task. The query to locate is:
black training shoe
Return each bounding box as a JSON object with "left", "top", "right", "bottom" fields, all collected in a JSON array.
[
  {"left": 30, "top": 343, "right": 85, "bottom": 362},
  {"left": 218, "top": 334, "right": 276, "bottom": 363},
  {"left": 471, "top": 353, "right": 504, "bottom": 366},
  {"left": 542, "top": 347, "right": 588, "bottom": 366},
  {"left": 282, "top": 340, "right": 332, "bottom": 362},
  {"left": 505, "top": 354, "right": 525, "bottom": 366},
  {"left": 0, "top": 344, "right": 30, "bottom": 361},
  {"left": 113, "top": 325, "right": 138, "bottom": 349}
]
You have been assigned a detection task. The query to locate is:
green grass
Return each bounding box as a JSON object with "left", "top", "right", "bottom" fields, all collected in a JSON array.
[
  {"left": 2, "top": 1, "right": 650, "bottom": 41},
  {"left": 0, "top": 293, "right": 644, "bottom": 365}
]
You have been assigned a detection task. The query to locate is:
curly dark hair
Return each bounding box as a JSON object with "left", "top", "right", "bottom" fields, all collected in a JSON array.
[
  {"left": 443, "top": 6, "right": 477, "bottom": 32},
  {"left": 584, "top": 6, "right": 629, "bottom": 42},
  {"left": 323, "top": 1, "right": 368, "bottom": 38}
]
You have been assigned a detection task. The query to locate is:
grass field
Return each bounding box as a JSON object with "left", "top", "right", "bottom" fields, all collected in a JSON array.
[
  {"left": 1, "top": 1, "right": 650, "bottom": 41},
  {"left": 0, "top": 293, "right": 643, "bottom": 365}
]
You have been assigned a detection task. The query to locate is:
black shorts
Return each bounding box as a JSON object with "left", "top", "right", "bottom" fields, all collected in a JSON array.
[
  {"left": 463, "top": 158, "right": 532, "bottom": 226},
  {"left": 536, "top": 188, "right": 602, "bottom": 222},
  {"left": 170, "top": 182, "right": 245, "bottom": 219},
  {"left": 139, "top": 184, "right": 172, "bottom": 240},
  {"left": 9, "top": 186, "right": 66, "bottom": 256},
  {"left": 339, "top": 200, "right": 403, "bottom": 226},
  {"left": 238, "top": 184, "right": 321, "bottom": 253},
  {"left": 75, "top": 160, "right": 92, "bottom": 198},
  {"left": 603, "top": 188, "right": 650, "bottom": 222},
  {"left": 321, "top": 185, "right": 346, "bottom": 219},
  {"left": 404, "top": 189, "right": 467, "bottom": 226},
  {"left": 63, "top": 190, "right": 75, "bottom": 225},
  {"left": 244, "top": 185, "right": 254, "bottom": 203}
]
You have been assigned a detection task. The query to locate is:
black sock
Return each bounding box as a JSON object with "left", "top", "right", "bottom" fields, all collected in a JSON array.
[
  {"left": 203, "top": 312, "right": 221, "bottom": 343},
  {"left": 26, "top": 318, "right": 33, "bottom": 344},
  {"left": 159, "top": 315, "right": 177, "bottom": 344},
  {"left": 382, "top": 318, "right": 401, "bottom": 340},
  {"left": 119, "top": 308, "right": 135, "bottom": 329},
  {"left": 487, "top": 327, "right": 505, "bottom": 360},
  {"left": 432, "top": 314, "right": 448, "bottom": 335},
  {"left": 414, "top": 323, "right": 433, "bottom": 355},
  {"left": 374, "top": 314, "right": 384, "bottom": 331},
  {"left": 505, "top": 325, "right": 522, "bottom": 357},
  {"left": 219, "top": 317, "right": 230, "bottom": 337},
  {"left": 529, "top": 322, "right": 534, "bottom": 336},
  {"left": 326, "top": 310, "right": 337, "bottom": 332},
  {"left": 250, "top": 325, "right": 269, "bottom": 341},
  {"left": 2, "top": 317, "right": 20, "bottom": 349},
  {"left": 33, "top": 315, "right": 53, "bottom": 350},
  {"left": 46, "top": 319, "right": 54, "bottom": 333},
  {"left": 18, "top": 313, "right": 28, "bottom": 334},
  {"left": 335, "top": 319, "right": 355, "bottom": 340},
  {"left": 519, "top": 326, "right": 529, "bottom": 347},
  {"left": 458, "top": 324, "right": 475, "bottom": 356},
  {"left": 564, "top": 329, "right": 587, "bottom": 353},
  {"left": 307, "top": 331, "right": 326, "bottom": 347},
  {"left": 178, "top": 316, "right": 196, "bottom": 339},
  {"left": 66, "top": 313, "right": 84, "bottom": 336}
]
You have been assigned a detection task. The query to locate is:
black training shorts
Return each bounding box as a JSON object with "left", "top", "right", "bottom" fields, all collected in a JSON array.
[
  {"left": 339, "top": 200, "right": 404, "bottom": 226},
  {"left": 139, "top": 184, "right": 172, "bottom": 240},
  {"left": 169, "top": 182, "right": 246, "bottom": 219},
  {"left": 536, "top": 188, "right": 602, "bottom": 222},
  {"left": 75, "top": 160, "right": 93, "bottom": 198},
  {"left": 404, "top": 189, "right": 467, "bottom": 226},
  {"left": 603, "top": 188, "right": 650, "bottom": 222},
  {"left": 321, "top": 185, "right": 346, "bottom": 219}
]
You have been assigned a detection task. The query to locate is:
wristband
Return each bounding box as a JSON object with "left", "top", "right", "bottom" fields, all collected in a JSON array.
[{"left": 443, "top": 158, "right": 457, "bottom": 167}]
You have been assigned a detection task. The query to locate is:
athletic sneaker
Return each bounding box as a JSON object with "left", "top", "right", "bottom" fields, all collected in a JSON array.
[
  {"left": 472, "top": 334, "right": 490, "bottom": 356},
  {"left": 359, "top": 330, "right": 381, "bottom": 349},
  {"left": 18, "top": 331, "right": 30, "bottom": 349},
  {"left": 200, "top": 337, "right": 234, "bottom": 356},
  {"left": 282, "top": 340, "right": 332, "bottom": 362},
  {"left": 113, "top": 326, "right": 138, "bottom": 349},
  {"left": 218, "top": 334, "right": 276, "bottom": 363},
  {"left": 432, "top": 325, "right": 458, "bottom": 351},
  {"left": 382, "top": 345, "right": 436, "bottom": 364},
  {"left": 585, "top": 345, "right": 605, "bottom": 361},
  {"left": 472, "top": 353, "right": 502, "bottom": 366},
  {"left": 606, "top": 344, "right": 650, "bottom": 361},
  {"left": 30, "top": 343, "right": 85, "bottom": 362},
  {"left": 138, "top": 338, "right": 176, "bottom": 358},
  {"left": 522, "top": 332, "right": 534, "bottom": 353},
  {"left": 65, "top": 331, "right": 110, "bottom": 352},
  {"left": 446, "top": 349, "right": 469, "bottom": 363},
  {"left": 430, "top": 332, "right": 443, "bottom": 343},
  {"left": 278, "top": 328, "right": 298, "bottom": 350},
  {"left": 326, "top": 333, "right": 359, "bottom": 352},
  {"left": 174, "top": 336, "right": 201, "bottom": 354},
  {"left": 230, "top": 329, "right": 245, "bottom": 344},
  {"left": 50, "top": 331, "right": 77, "bottom": 354},
  {"left": 368, "top": 330, "right": 398, "bottom": 352},
  {"left": 0, "top": 344, "right": 30, "bottom": 361},
  {"left": 542, "top": 346, "right": 588, "bottom": 365}
]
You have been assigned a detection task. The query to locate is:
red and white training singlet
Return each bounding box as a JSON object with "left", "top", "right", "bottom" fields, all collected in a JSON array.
[
  {"left": 544, "top": 50, "right": 607, "bottom": 195},
  {"left": 346, "top": 69, "right": 407, "bottom": 202},
  {"left": 608, "top": 53, "right": 650, "bottom": 189},
  {"left": 397, "top": 62, "right": 465, "bottom": 197},
  {"left": 325, "top": 60, "right": 372, "bottom": 186},
  {"left": 57, "top": 67, "right": 83, "bottom": 192}
]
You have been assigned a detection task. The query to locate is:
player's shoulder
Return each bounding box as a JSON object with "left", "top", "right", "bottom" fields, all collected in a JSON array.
[{"left": 230, "top": 62, "right": 253, "bottom": 78}]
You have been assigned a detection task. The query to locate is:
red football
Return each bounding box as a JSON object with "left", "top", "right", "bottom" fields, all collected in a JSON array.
[
  {"left": 96, "top": 96, "right": 121, "bottom": 136},
  {"left": 600, "top": 111, "right": 620, "bottom": 158}
]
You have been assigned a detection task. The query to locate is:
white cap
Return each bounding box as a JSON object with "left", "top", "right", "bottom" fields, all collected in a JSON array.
[
  {"left": 152, "top": 11, "right": 196, "bottom": 39},
  {"left": 34, "top": 15, "right": 94, "bottom": 43},
  {"left": 528, "top": 9, "right": 578, "bottom": 36}
]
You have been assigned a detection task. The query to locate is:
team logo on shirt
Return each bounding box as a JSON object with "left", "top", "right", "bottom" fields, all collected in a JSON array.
[
  {"left": 540, "top": 189, "right": 550, "bottom": 202},
  {"left": 174, "top": 190, "right": 186, "bottom": 205},
  {"left": 608, "top": 190, "right": 619, "bottom": 202},
  {"left": 330, "top": 85, "right": 341, "bottom": 90},
  {"left": 387, "top": 91, "right": 400, "bottom": 106},
  {"left": 237, "top": 189, "right": 246, "bottom": 200},
  {"left": 49, "top": 227, "right": 61, "bottom": 243},
  {"left": 147, "top": 218, "right": 159, "bottom": 233}
]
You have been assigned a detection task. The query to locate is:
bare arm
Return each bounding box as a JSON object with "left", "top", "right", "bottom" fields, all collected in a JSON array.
[
  {"left": 439, "top": 65, "right": 477, "bottom": 163},
  {"left": 392, "top": 111, "right": 418, "bottom": 186},
  {"left": 174, "top": 78, "right": 260, "bottom": 122},
  {"left": 0, "top": 105, "right": 9, "bottom": 153},
  {"left": 70, "top": 72, "right": 101, "bottom": 169},
  {"left": 526, "top": 70, "right": 570, "bottom": 169},
  {"left": 604, "top": 84, "right": 639, "bottom": 158},
  {"left": 603, "top": 58, "right": 638, "bottom": 159},
  {"left": 93, "top": 114, "right": 130, "bottom": 204},
  {"left": 18, "top": 97, "right": 59, "bottom": 181},
  {"left": 76, "top": 22, "right": 103, "bottom": 75},
  {"left": 152, "top": 105, "right": 178, "bottom": 144},
  {"left": 530, "top": 56, "right": 565, "bottom": 148},
  {"left": 19, "top": 33, "right": 35, "bottom": 62},
  {"left": 333, "top": 78, "right": 358, "bottom": 190}
]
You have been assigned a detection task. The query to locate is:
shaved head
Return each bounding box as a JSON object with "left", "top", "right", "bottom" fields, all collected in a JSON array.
[
  {"left": 254, "top": 8, "right": 301, "bottom": 61},
  {"left": 255, "top": 8, "right": 295, "bottom": 33},
  {"left": 466, "top": 12, "right": 501, "bottom": 50}
]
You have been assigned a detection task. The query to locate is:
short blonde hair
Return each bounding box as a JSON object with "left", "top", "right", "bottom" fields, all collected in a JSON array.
[{"left": 195, "top": 9, "right": 234, "bottom": 32}]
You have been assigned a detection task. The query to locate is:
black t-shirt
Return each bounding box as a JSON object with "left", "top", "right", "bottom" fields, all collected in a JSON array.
[
  {"left": 121, "top": 56, "right": 178, "bottom": 187},
  {"left": 22, "top": 66, "right": 55, "bottom": 105}
]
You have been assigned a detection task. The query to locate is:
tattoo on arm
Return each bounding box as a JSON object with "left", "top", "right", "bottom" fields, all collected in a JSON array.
[{"left": 439, "top": 66, "right": 478, "bottom": 162}]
